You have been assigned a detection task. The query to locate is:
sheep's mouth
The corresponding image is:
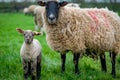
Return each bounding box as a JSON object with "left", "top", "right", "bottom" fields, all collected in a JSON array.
[
  {"left": 48, "top": 18, "right": 57, "bottom": 24},
  {"left": 25, "top": 40, "right": 32, "bottom": 44}
]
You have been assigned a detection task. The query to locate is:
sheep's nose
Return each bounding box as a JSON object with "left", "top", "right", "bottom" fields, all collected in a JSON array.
[{"left": 49, "top": 14, "right": 55, "bottom": 20}]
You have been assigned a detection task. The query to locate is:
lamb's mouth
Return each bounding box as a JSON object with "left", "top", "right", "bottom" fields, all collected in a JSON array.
[{"left": 25, "top": 40, "right": 31, "bottom": 44}]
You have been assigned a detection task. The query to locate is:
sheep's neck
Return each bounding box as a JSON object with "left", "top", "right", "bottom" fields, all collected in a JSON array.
[{"left": 24, "top": 42, "right": 34, "bottom": 54}]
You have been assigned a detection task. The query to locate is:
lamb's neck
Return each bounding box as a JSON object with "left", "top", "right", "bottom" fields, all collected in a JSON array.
[{"left": 24, "top": 42, "right": 34, "bottom": 50}]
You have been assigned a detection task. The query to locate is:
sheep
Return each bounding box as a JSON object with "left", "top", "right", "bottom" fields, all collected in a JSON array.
[
  {"left": 23, "top": 7, "right": 29, "bottom": 15},
  {"left": 23, "top": 5, "right": 38, "bottom": 15},
  {"left": 38, "top": 0, "right": 120, "bottom": 77},
  {"left": 16, "top": 28, "right": 42, "bottom": 80},
  {"left": 34, "top": 6, "right": 45, "bottom": 32},
  {"left": 65, "top": 3, "right": 80, "bottom": 8}
]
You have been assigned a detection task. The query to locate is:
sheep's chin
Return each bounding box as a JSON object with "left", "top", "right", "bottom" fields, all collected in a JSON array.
[
  {"left": 48, "top": 18, "right": 56, "bottom": 24},
  {"left": 25, "top": 40, "right": 32, "bottom": 44}
]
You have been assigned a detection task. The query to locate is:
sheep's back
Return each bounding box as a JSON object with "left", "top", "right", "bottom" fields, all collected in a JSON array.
[{"left": 43, "top": 7, "right": 120, "bottom": 54}]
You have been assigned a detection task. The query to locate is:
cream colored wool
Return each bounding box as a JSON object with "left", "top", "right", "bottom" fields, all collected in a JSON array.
[
  {"left": 20, "top": 39, "right": 42, "bottom": 61},
  {"left": 23, "top": 7, "right": 29, "bottom": 14},
  {"left": 28, "top": 5, "right": 38, "bottom": 13},
  {"left": 34, "top": 6, "right": 45, "bottom": 31},
  {"left": 42, "top": 7, "right": 120, "bottom": 55},
  {"left": 23, "top": 5, "right": 38, "bottom": 15},
  {"left": 33, "top": 3, "right": 80, "bottom": 32},
  {"left": 65, "top": 3, "right": 80, "bottom": 8}
]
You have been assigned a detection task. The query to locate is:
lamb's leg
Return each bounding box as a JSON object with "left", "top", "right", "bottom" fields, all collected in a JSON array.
[
  {"left": 31, "top": 61, "right": 37, "bottom": 80},
  {"left": 28, "top": 62, "right": 31, "bottom": 75},
  {"left": 73, "top": 53, "right": 80, "bottom": 74},
  {"left": 110, "top": 52, "right": 116, "bottom": 78},
  {"left": 61, "top": 54, "right": 66, "bottom": 72},
  {"left": 100, "top": 54, "right": 107, "bottom": 72},
  {"left": 37, "top": 54, "right": 41, "bottom": 80},
  {"left": 22, "top": 59, "right": 28, "bottom": 80}
]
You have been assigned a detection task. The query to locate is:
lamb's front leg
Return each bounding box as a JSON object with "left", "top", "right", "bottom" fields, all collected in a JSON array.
[
  {"left": 73, "top": 53, "right": 80, "bottom": 74},
  {"left": 37, "top": 54, "right": 41, "bottom": 80},
  {"left": 22, "top": 59, "right": 28, "bottom": 80},
  {"left": 61, "top": 54, "right": 66, "bottom": 72},
  {"left": 31, "top": 60, "right": 37, "bottom": 80}
]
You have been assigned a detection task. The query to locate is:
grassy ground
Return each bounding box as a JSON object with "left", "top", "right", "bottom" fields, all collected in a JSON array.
[{"left": 0, "top": 13, "right": 120, "bottom": 80}]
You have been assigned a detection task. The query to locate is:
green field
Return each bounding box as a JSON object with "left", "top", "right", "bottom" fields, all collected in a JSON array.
[{"left": 0, "top": 13, "right": 120, "bottom": 80}]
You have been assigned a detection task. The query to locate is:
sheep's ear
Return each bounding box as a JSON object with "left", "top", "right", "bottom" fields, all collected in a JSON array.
[
  {"left": 33, "top": 31, "right": 42, "bottom": 36},
  {"left": 59, "top": 1, "right": 68, "bottom": 7},
  {"left": 37, "top": 1, "right": 46, "bottom": 6},
  {"left": 16, "top": 28, "right": 24, "bottom": 34}
]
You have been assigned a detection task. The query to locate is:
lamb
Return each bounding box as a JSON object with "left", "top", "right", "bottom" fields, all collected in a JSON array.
[
  {"left": 23, "top": 5, "right": 38, "bottom": 15},
  {"left": 38, "top": 0, "right": 120, "bottom": 77},
  {"left": 17, "top": 28, "right": 42, "bottom": 80}
]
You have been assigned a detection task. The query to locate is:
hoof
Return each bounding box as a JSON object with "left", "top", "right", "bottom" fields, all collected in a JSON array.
[
  {"left": 111, "top": 73, "right": 116, "bottom": 78},
  {"left": 75, "top": 71, "right": 80, "bottom": 74}
]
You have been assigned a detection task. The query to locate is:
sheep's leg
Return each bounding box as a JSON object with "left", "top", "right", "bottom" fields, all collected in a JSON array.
[
  {"left": 34, "top": 15, "right": 39, "bottom": 31},
  {"left": 37, "top": 54, "right": 41, "bottom": 80},
  {"left": 100, "top": 54, "right": 107, "bottom": 72},
  {"left": 110, "top": 52, "right": 116, "bottom": 78},
  {"left": 31, "top": 61, "right": 37, "bottom": 80},
  {"left": 22, "top": 59, "right": 28, "bottom": 80},
  {"left": 73, "top": 53, "right": 80, "bottom": 74},
  {"left": 61, "top": 54, "right": 66, "bottom": 72}
]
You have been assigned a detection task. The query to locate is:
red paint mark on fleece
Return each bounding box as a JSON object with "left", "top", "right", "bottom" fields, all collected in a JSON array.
[
  {"left": 101, "top": 11, "right": 110, "bottom": 28},
  {"left": 87, "top": 10, "right": 110, "bottom": 33},
  {"left": 88, "top": 11, "right": 99, "bottom": 32}
]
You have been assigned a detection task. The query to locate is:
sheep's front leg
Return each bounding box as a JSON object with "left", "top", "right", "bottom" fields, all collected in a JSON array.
[
  {"left": 100, "top": 54, "right": 107, "bottom": 72},
  {"left": 31, "top": 60, "right": 37, "bottom": 80},
  {"left": 37, "top": 54, "right": 41, "bottom": 80},
  {"left": 22, "top": 59, "right": 28, "bottom": 80},
  {"left": 73, "top": 53, "right": 80, "bottom": 74},
  {"left": 61, "top": 54, "right": 66, "bottom": 72},
  {"left": 110, "top": 52, "right": 116, "bottom": 78}
]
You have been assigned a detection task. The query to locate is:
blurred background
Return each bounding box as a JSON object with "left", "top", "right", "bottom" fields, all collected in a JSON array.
[{"left": 0, "top": 0, "right": 120, "bottom": 14}]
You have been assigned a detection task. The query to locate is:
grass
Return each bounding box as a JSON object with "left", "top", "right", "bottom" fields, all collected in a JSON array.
[{"left": 0, "top": 13, "right": 120, "bottom": 80}]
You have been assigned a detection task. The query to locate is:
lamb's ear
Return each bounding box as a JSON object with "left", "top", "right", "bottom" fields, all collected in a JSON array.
[
  {"left": 16, "top": 28, "right": 24, "bottom": 34},
  {"left": 59, "top": 1, "right": 68, "bottom": 7},
  {"left": 37, "top": 1, "right": 46, "bottom": 6},
  {"left": 33, "top": 31, "right": 42, "bottom": 36}
]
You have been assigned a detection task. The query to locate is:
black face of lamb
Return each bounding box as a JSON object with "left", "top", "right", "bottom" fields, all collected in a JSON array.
[{"left": 46, "top": 1, "right": 60, "bottom": 24}]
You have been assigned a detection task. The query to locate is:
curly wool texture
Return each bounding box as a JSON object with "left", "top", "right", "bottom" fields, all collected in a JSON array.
[
  {"left": 23, "top": 5, "right": 38, "bottom": 15},
  {"left": 42, "top": 7, "right": 120, "bottom": 55},
  {"left": 65, "top": 3, "right": 80, "bottom": 8}
]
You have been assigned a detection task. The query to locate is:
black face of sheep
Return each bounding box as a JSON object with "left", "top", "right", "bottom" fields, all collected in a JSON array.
[{"left": 38, "top": 1, "right": 68, "bottom": 24}]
